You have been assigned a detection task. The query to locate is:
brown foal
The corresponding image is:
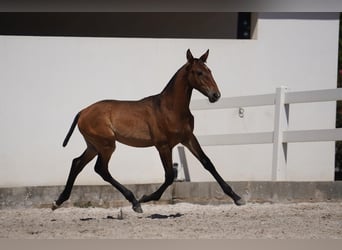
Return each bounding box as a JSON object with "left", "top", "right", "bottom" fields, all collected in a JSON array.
[{"left": 52, "top": 49, "right": 245, "bottom": 213}]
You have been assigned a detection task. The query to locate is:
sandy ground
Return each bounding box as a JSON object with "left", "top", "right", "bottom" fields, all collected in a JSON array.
[{"left": 0, "top": 202, "right": 341, "bottom": 239}]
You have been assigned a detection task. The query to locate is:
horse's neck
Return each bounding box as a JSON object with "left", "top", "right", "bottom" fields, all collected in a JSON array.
[{"left": 160, "top": 67, "right": 192, "bottom": 113}]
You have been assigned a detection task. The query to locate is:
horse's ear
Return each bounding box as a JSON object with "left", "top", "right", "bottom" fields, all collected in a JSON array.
[
  {"left": 186, "top": 49, "right": 194, "bottom": 63},
  {"left": 200, "top": 49, "right": 209, "bottom": 63}
]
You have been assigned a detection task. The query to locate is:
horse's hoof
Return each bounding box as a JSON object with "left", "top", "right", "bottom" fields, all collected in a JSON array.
[
  {"left": 234, "top": 198, "right": 246, "bottom": 206},
  {"left": 51, "top": 201, "right": 60, "bottom": 211},
  {"left": 132, "top": 203, "right": 143, "bottom": 213}
]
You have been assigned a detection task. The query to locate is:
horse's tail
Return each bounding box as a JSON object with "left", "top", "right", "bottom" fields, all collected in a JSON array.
[{"left": 62, "top": 112, "right": 81, "bottom": 147}]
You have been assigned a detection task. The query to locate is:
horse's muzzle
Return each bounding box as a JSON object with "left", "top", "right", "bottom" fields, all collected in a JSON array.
[{"left": 209, "top": 91, "right": 221, "bottom": 103}]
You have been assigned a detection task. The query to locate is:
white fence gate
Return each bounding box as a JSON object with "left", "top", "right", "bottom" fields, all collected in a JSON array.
[{"left": 182, "top": 87, "right": 342, "bottom": 181}]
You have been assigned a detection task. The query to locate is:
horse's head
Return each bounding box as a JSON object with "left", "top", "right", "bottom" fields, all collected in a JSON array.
[{"left": 185, "top": 49, "right": 221, "bottom": 103}]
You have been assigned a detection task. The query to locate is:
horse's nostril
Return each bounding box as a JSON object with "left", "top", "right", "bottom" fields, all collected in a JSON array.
[
  {"left": 209, "top": 92, "right": 221, "bottom": 103},
  {"left": 212, "top": 92, "right": 221, "bottom": 101},
  {"left": 214, "top": 92, "right": 221, "bottom": 99}
]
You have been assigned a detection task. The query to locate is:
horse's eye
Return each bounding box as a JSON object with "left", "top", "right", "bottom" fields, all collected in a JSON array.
[{"left": 196, "top": 71, "right": 203, "bottom": 76}]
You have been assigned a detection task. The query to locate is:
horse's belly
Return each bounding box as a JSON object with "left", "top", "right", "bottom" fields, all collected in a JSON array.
[
  {"left": 115, "top": 133, "right": 154, "bottom": 147},
  {"left": 112, "top": 121, "right": 154, "bottom": 147}
]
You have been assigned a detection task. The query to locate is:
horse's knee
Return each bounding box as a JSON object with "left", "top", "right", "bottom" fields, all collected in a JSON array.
[
  {"left": 202, "top": 160, "right": 214, "bottom": 171},
  {"left": 71, "top": 157, "right": 81, "bottom": 169}
]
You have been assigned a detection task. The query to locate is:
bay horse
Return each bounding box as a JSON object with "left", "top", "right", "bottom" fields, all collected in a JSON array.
[{"left": 52, "top": 49, "right": 245, "bottom": 213}]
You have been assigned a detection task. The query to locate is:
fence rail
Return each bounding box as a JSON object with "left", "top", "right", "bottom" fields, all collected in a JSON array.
[
  {"left": 186, "top": 87, "right": 342, "bottom": 181},
  {"left": 190, "top": 93, "right": 275, "bottom": 110}
]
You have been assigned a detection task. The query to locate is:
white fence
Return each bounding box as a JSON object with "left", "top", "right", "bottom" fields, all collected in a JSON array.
[{"left": 188, "top": 87, "right": 342, "bottom": 181}]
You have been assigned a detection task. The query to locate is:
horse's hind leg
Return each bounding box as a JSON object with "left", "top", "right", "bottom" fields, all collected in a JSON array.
[
  {"left": 94, "top": 145, "right": 142, "bottom": 213},
  {"left": 52, "top": 146, "right": 97, "bottom": 210}
]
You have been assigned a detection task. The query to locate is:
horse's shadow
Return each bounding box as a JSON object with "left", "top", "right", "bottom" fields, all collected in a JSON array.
[{"left": 146, "top": 213, "right": 184, "bottom": 219}]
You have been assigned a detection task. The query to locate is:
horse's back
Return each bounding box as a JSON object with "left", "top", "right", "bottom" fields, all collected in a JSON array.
[{"left": 78, "top": 98, "right": 157, "bottom": 147}]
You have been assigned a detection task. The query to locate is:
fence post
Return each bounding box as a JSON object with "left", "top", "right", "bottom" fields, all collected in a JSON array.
[
  {"left": 177, "top": 146, "right": 191, "bottom": 182},
  {"left": 272, "top": 86, "right": 289, "bottom": 181}
]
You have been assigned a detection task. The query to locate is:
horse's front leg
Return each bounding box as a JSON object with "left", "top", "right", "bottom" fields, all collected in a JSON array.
[
  {"left": 183, "top": 133, "right": 245, "bottom": 206},
  {"left": 139, "top": 145, "right": 174, "bottom": 203}
]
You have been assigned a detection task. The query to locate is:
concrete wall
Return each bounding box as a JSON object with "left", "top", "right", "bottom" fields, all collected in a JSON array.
[
  {"left": 1, "top": 182, "right": 342, "bottom": 209},
  {"left": 0, "top": 13, "right": 339, "bottom": 187}
]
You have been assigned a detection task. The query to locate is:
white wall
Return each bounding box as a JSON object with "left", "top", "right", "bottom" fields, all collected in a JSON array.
[{"left": 0, "top": 13, "right": 339, "bottom": 187}]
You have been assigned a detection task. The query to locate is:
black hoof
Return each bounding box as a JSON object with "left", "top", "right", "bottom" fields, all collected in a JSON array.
[
  {"left": 51, "top": 201, "right": 60, "bottom": 211},
  {"left": 234, "top": 198, "right": 246, "bottom": 206},
  {"left": 132, "top": 203, "right": 143, "bottom": 213}
]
